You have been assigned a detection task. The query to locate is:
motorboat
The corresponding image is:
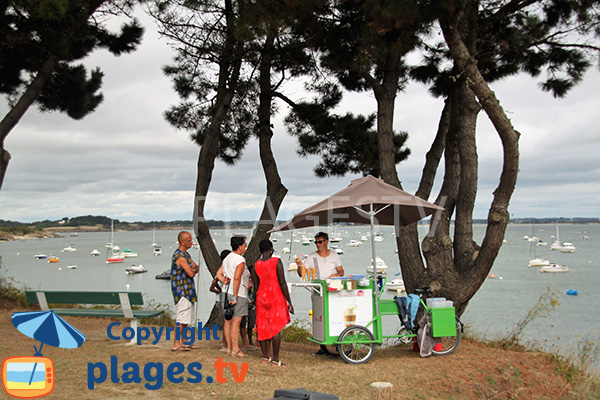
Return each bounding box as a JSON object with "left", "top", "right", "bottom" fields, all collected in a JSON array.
[
  {"left": 528, "top": 258, "right": 551, "bottom": 267},
  {"left": 153, "top": 246, "right": 162, "bottom": 256},
  {"left": 121, "top": 248, "right": 138, "bottom": 258},
  {"left": 34, "top": 254, "right": 48, "bottom": 259},
  {"left": 539, "top": 264, "right": 569, "bottom": 273},
  {"left": 67, "top": 265, "right": 77, "bottom": 269},
  {"left": 282, "top": 247, "right": 291, "bottom": 254},
  {"left": 48, "top": 256, "right": 59, "bottom": 263},
  {"left": 331, "top": 245, "right": 343, "bottom": 255},
  {"left": 360, "top": 236, "right": 368, "bottom": 241},
  {"left": 155, "top": 270, "right": 170, "bottom": 280},
  {"left": 62, "top": 245, "right": 77, "bottom": 252},
  {"left": 90, "top": 249, "right": 101, "bottom": 256},
  {"left": 126, "top": 264, "right": 148, "bottom": 274},
  {"left": 386, "top": 278, "right": 405, "bottom": 292},
  {"left": 346, "top": 240, "right": 362, "bottom": 247},
  {"left": 301, "top": 236, "right": 311, "bottom": 246},
  {"left": 330, "top": 236, "right": 343, "bottom": 243},
  {"left": 366, "top": 257, "right": 388, "bottom": 274},
  {"left": 558, "top": 242, "right": 576, "bottom": 253},
  {"left": 373, "top": 235, "right": 383, "bottom": 242}
]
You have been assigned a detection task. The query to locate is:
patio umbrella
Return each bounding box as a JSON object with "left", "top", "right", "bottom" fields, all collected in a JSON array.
[
  {"left": 12, "top": 311, "right": 86, "bottom": 356},
  {"left": 269, "top": 175, "right": 444, "bottom": 313}
]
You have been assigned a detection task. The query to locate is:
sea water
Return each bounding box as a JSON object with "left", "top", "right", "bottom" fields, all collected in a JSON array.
[{"left": 1, "top": 224, "right": 598, "bottom": 370}]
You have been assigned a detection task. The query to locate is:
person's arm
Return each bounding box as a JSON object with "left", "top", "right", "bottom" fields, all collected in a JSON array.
[
  {"left": 250, "top": 264, "right": 260, "bottom": 294},
  {"left": 231, "top": 261, "right": 245, "bottom": 304},
  {"left": 276, "top": 258, "right": 294, "bottom": 314},
  {"left": 295, "top": 257, "right": 303, "bottom": 278},
  {"left": 176, "top": 253, "right": 198, "bottom": 278},
  {"left": 334, "top": 265, "right": 345, "bottom": 277},
  {"left": 216, "top": 265, "right": 230, "bottom": 284},
  {"left": 209, "top": 276, "right": 221, "bottom": 294}
]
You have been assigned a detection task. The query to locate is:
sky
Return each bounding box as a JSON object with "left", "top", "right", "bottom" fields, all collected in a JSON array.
[{"left": 1, "top": 9, "right": 599, "bottom": 224}]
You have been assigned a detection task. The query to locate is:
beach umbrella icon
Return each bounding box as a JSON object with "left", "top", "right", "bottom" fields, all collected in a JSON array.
[{"left": 11, "top": 311, "right": 86, "bottom": 356}]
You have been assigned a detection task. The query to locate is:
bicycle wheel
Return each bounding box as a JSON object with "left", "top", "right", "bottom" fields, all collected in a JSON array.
[
  {"left": 392, "top": 327, "right": 413, "bottom": 346},
  {"left": 432, "top": 318, "right": 462, "bottom": 356},
  {"left": 336, "top": 326, "right": 375, "bottom": 364}
]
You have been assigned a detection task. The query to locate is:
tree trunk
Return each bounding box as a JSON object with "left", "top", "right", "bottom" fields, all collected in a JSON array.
[
  {"left": 193, "top": 0, "right": 244, "bottom": 278},
  {"left": 245, "top": 30, "right": 288, "bottom": 267},
  {"left": 0, "top": 55, "right": 59, "bottom": 190},
  {"left": 437, "top": 10, "right": 520, "bottom": 314}
]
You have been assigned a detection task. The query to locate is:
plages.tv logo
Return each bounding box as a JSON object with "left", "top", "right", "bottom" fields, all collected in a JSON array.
[{"left": 1, "top": 311, "right": 85, "bottom": 399}]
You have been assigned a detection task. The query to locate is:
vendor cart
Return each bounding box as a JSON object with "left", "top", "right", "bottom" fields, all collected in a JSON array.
[{"left": 292, "top": 276, "right": 462, "bottom": 364}]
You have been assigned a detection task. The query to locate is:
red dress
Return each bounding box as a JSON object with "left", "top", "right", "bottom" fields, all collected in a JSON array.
[{"left": 255, "top": 257, "right": 290, "bottom": 341}]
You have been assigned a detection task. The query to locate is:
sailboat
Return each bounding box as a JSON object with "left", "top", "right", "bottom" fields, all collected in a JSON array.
[
  {"left": 550, "top": 225, "right": 576, "bottom": 253},
  {"left": 152, "top": 223, "right": 158, "bottom": 247},
  {"left": 105, "top": 220, "right": 115, "bottom": 249},
  {"left": 106, "top": 220, "right": 124, "bottom": 264},
  {"left": 528, "top": 221, "right": 550, "bottom": 267}
]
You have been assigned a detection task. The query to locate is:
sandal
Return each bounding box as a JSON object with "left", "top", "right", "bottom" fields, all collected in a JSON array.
[
  {"left": 231, "top": 350, "right": 246, "bottom": 358},
  {"left": 171, "top": 346, "right": 191, "bottom": 352},
  {"left": 270, "top": 359, "right": 286, "bottom": 367},
  {"left": 219, "top": 348, "right": 230, "bottom": 353},
  {"left": 184, "top": 345, "right": 199, "bottom": 350},
  {"left": 261, "top": 356, "right": 272, "bottom": 364}
]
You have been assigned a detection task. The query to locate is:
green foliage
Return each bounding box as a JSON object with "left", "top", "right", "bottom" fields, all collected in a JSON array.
[
  {"left": 0, "top": 258, "right": 30, "bottom": 307},
  {"left": 281, "top": 319, "right": 312, "bottom": 343},
  {"left": 548, "top": 336, "right": 600, "bottom": 399}
]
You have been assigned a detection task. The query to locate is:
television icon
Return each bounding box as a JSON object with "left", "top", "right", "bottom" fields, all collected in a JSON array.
[{"left": 2, "top": 356, "right": 55, "bottom": 399}]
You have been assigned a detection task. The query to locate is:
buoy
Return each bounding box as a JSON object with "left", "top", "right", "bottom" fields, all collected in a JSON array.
[{"left": 566, "top": 289, "right": 578, "bottom": 296}]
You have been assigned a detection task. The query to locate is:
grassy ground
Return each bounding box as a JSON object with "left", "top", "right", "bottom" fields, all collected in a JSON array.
[{"left": 0, "top": 299, "right": 598, "bottom": 400}]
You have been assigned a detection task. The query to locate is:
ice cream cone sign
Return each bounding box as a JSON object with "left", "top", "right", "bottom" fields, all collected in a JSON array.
[{"left": 296, "top": 257, "right": 310, "bottom": 282}]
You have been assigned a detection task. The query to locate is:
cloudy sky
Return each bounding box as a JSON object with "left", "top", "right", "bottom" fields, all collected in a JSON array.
[{"left": 1, "top": 10, "right": 599, "bottom": 223}]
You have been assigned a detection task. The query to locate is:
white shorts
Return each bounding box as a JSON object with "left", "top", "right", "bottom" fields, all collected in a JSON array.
[{"left": 176, "top": 297, "right": 195, "bottom": 326}]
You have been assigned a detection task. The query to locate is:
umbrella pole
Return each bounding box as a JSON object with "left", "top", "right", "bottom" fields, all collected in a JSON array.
[{"left": 369, "top": 204, "right": 380, "bottom": 317}]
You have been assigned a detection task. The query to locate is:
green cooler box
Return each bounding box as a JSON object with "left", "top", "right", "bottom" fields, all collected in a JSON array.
[{"left": 430, "top": 307, "right": 456, "bottom": 337}]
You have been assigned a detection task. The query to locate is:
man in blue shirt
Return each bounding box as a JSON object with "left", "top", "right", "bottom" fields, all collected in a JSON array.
[{"left": 170, "top": 231, "right": 199, "bottom": 351}]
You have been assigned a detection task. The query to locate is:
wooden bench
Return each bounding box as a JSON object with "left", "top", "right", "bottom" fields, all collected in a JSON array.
[{"left": 25, "top": 290, "right": 163, "bottom": 343}]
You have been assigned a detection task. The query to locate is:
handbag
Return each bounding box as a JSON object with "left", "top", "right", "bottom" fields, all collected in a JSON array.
[{"left": 223, "top": 283, "right": 234, "bottom": 320}]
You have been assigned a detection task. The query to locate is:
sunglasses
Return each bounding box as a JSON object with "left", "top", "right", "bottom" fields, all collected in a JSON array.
[{"left": 314, "top": 240, "right": 326, "bottom": 244}]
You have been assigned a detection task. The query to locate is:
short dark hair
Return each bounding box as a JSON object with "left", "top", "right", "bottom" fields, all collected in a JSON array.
[
  {"left": 315, "top": 231, "right": 329, "bottom": 241},
  {"left": 230, "top": 235, "right": 246, "bottom": 251},
  {"left": 220, "top": 249, "right": 231, "bottom": 261},
  {"left": 259, "top": 239, "right": 273, "bottom": 253}
]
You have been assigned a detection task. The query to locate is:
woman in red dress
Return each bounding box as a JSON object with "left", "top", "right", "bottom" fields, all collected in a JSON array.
[{"left": 252, "top": 239, "right": 294, "bottom": 366}]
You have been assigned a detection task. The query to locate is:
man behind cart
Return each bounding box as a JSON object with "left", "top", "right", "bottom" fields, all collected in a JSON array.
[{"left": 296, "top": 231, "right": 345, "bottom": 356}]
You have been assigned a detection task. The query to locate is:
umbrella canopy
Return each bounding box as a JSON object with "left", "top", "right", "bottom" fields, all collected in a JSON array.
[
  {"left": 12, "top": 311, "right": 86, "bottom": 354},
  {"left": 270, "top": 175, "right": 443, "bottom": 232}
]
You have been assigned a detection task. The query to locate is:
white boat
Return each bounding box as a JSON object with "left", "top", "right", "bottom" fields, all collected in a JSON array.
[
  {"left": 151, "top": 224, "right": 158, "bottom": 247},
  {"left": 34, "top": 254, "right": 48, "bottom": 259},
  {"left": 373, "top": 235, "right": 383, "bottom": 242},
  {"left": 558, "top": 242, "right": 576, "bottom": 253},
  {"left": 330, "top": 236, "right": 343, "bottom": 243},
  {"left": 282, "top": 247, "right": 291, "bottom": 254},
  {"left": 67, "top": 265, "right": 77, "bottom": 269},
  {"left": 361, "top": 236, "right": 368, "bottom": 241},
  {"left": 121, "top": 248, "right": 138, "bottom": 258},
  {"left": 301, "top": 236, "right": 311, "bottom": 246},
  {"left": 528, "top": 258, "right": 551, "bottom": 267},
  {"left": 331, "top": 245, "right": 343, "bottom": 255},
  {"left": 347, "top": 239, "right": 362, "bottom": 247},
  {"left": 126, "top": 264, "right": 148, "bottom": 274},
  {"left": 106, "top": 248, "right": 124, "bottom": 264},
  {"left": 550, "top": 225, "right": 576, "bottom": 252},
  {"left": 366, "top": 257, "right": 388, "bottom": 274},
  {"left": 106, "top": 220, "right": 116, "bottom": 249},
  {"left": 90, "top": 249, "right": 101, "bottom": 256},
  {"left": 386, "top": 278, "right": 405, "bottom": 292},
  {"left": 62, "top": 245, "right": 77, "bottom": 252},
  {"left": 153, "top": 246, "right": 162, "bottom": 256},
  {"left": 540, "top": 264, "right": 569, "bottom": 273}
]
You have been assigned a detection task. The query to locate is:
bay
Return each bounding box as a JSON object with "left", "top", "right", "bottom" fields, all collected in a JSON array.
[{"left": 1, "top": 223, "right": 598, "bottom": 368}]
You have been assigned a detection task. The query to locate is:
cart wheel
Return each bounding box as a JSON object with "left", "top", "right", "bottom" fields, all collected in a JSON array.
[
  {"left": 432, "top": 318, "right": 462, "bottom": 356},
  {"left": 393, "top": 327, "right": 413, "bottom": 346},
  {"left": 336, "top": 325, "right": 375, "bottom": 364}
]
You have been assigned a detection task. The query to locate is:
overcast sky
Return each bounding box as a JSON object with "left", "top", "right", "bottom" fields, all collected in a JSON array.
[{"left": 1, "top": 10, "right": 599, "bottom": 223}]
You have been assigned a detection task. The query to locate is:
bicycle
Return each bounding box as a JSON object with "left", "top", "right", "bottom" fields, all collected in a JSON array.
[{"left": 335, "top": 285, "right": 463, "bottom": 364}]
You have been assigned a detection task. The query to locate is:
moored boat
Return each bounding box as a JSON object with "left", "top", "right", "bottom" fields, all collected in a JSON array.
[
  {"left": 540, "top": 264, "right": 569, "bottom": 273},
  {"left": 366, "top": 257, "right": 388, "bottom": 274},
  {"left": 126, "top": 264, "right": 147, "bottom": 274},
  {"left": 48, "top": 255, "right": 59, "bottom": 263},
  {"left": 155, "top": 270, "right": 170, "bottom": 280}
]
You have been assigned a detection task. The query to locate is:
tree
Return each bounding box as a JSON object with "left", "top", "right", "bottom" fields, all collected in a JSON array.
[
  {"left": 295, "top": 0, "right": 600, "bottom": 315},
  {"left": 0, "top": 0, "right": 144, "bottom": 190}
]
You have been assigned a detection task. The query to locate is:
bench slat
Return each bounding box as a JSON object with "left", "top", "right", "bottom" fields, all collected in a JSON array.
[
  {"left": 52, "top": 308, "right": 163, "bottom": 318},
  {"left": 26, "top": 291, "right": 144, "bottom": 306}
]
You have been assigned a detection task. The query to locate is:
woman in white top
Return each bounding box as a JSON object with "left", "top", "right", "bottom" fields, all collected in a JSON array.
[{"left": 217, "top": 235, "right": 249, "bottom": 357}]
